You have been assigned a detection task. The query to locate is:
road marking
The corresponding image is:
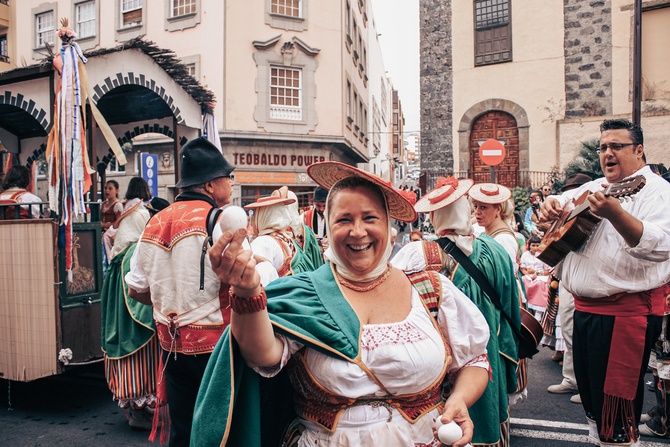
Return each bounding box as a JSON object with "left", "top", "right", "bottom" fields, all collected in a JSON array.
[
  {"left": 511, "top": 419, "right": 670, "bottom": 446},
  {"left": 511, "top": 428, "right": 594, "bottom": 444},
  {"left": 512, "top": 417, "right": 587, "bottom": 430}
]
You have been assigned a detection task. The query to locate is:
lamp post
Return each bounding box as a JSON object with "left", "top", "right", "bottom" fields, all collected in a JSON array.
[{"left": 632, "top": 0, "right": 642, "bottom": 125}]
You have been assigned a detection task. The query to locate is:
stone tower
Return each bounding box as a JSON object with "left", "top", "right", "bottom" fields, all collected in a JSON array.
[{"left": 419, "top": 0, "right": 454, "bottom": 190}]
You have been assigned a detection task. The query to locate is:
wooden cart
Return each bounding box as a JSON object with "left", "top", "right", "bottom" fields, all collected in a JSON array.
[{"left": 0, "top": 204, "right": 103, "bottom": 382}]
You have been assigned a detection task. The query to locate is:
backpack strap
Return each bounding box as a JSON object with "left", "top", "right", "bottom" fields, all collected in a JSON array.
[
  {"left": 199, "top": 207, "right": 224, "bottom": 292},
  {"left": 489, "top": 227, "right": 516, "bottom": 239},
  {"left": 406, "top": 270, "right": 443, "bottom": 321}
]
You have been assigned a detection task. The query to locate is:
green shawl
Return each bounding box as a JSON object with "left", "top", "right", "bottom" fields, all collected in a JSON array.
[
  {"left": 100, "top": 243, "right": 156, "bottom": 359},
  {"left": 451, "top": 235, "right": 520, "bottom": 445},
  {"left": 301, "top": 224, "right": 324, "bottom": 270},
  {"left": 191, "top": 264, "right": 361, "bottom": 447}
]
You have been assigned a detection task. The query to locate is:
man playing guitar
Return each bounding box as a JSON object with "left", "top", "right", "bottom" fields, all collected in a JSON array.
[{"left": 540, "top": 119, "right": 670, "bottom": 447}]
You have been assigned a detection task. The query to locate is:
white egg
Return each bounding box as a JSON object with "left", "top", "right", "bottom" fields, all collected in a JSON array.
[
  {"left": 218, "top": 206, "right": 248, "bottom": 234},
  {"left": 437, "top": 421, "right": 463, "bottom": 445}
]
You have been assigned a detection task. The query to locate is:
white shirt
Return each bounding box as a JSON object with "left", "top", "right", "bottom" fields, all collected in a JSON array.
[{"left": 555, "top": 165, "right": 670, "bottom": 298}]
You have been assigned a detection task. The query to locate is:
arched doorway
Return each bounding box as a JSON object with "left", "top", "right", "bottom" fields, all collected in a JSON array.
[{"left": 469, "top": 111, "right": 520, "bottom": 187}]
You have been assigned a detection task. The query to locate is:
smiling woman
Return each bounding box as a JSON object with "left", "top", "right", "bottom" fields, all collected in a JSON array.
[{"left": 192, "top": 161, "right": 493, "bottom": 447}]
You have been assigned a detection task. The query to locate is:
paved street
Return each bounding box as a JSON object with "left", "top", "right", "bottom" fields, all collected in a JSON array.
[{"left": 1, "top": 347, "right": 670, "bottom": 446}]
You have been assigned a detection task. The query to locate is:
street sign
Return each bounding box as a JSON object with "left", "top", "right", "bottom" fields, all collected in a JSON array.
[
  {"left": 140, "top": 153, "right": 158, "bottom": 198},
  {"left": 479, "top": 139, "right": 506, "bottom": 166}
]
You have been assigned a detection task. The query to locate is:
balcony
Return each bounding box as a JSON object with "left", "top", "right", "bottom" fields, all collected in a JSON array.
[{"left": 269, "top": 106, "right": 302, "bottom": 121}]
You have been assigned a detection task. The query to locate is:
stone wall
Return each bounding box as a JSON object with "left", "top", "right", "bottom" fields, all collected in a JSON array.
[
  {"left": 419, "top": 0, "right": 453, "bottom": 188},
  {"left": 563, "top": 0, "right": 613, "bottom": 117}
]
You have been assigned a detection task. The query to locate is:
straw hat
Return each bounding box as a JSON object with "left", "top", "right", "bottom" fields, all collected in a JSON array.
[
  {"left": 307, "top": 161, "right": 417, "bottom": 222},
  {"left": 244, "top": 185, "right": 296, "bottom": 209},
  {"left": 468, "top": 183, "right": 512, "bottom": 204},
  {"left": 414, "top": 177, "right": 474, "bottom": 213}
]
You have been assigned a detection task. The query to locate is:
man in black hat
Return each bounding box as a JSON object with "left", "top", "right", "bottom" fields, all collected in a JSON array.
[{"left": 125, "top": 137, "right": 235, "bottom": 446}]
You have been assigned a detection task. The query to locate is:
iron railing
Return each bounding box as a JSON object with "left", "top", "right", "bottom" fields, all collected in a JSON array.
[{"left": 423, "top": 170, "right": 553, "bottom": 191}]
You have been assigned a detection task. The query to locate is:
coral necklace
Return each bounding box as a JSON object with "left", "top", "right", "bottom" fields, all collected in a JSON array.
[{"left": 336, "top": 263, "right": 393, "bottom": 292}]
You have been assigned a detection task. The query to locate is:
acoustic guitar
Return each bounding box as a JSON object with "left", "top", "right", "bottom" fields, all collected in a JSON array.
[{"left": 537, "top": 175, "right": 646, "bottom": 267}]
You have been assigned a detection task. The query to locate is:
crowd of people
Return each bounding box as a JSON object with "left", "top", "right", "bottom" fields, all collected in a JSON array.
[{"left": 2, "top": 118, "right": 669, "bottom": 447}]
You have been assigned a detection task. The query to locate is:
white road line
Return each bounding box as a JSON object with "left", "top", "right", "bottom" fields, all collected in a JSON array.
[
  {"left": 510, "top": 428, "right": 595, "bottom": 444},
  {"left": 511, "top": 417, "right": 587, "bottom": 431},
  {"left": 511, "top": 422, "right": 670, "bottom": 447}
]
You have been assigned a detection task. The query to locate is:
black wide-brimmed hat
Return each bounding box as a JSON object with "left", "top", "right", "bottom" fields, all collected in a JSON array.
[
  {"left": 175, "top": 137, "right": 235, "bottom": 188},
  {"left": 146, "top": 197, "right": 170, "bottom": 213},
  {"left": 561, "top": 173, "right": 592, "bottom": 192}
]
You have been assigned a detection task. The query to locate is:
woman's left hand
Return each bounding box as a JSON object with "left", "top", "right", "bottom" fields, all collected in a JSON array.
[{"left": 433, "top": 395, "right": 473, "bottom": 447}]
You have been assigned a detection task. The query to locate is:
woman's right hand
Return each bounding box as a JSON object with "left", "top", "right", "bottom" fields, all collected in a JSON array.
[{"left": 209, "top": 228, "right": 261, "bottom": 296}]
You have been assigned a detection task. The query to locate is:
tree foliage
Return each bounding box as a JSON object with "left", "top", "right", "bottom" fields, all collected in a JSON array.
[{"left": 551, "top": 138, "right": 603, "bottom": 191}]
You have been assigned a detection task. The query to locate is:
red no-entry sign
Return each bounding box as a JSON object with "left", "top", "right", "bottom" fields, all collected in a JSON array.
[{"left": 479, "top": 139, "right": 506, "bottom": 166}]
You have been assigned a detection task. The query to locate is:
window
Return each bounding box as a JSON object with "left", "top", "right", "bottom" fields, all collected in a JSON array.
[
  {"left": 345, "top": 1, "right": 351, "bottom": 38},
  {"left": 0, "top": 35, "right": 7, "bottom": 63},
  {"left": 76, "top": 1, "right": 96, "bottom": 39},
  {"left": 36, "top": 11, "right": 55, "bottom": 47},
  {"left": 185, "top": 63, "right": 196, "bottom": 78},
  {"left": 107, "top": 157, "right": 126, "bottom": 174},
  {"left": 346, "top": 80, "right": 352, "bottom": 121},
  {"left": 121, "top": 0, "right": 142, "bottom": 27},
  {"left": 165, "top": 0, "right": 200, "bottom": 31},
  {"left": 271, "top": 0, "right": 301, "bottom": 18},
  {"left": 353, "top": 91, "right": 358, "bottom": 130},
  {"left": 474, "top": 0, "right": 512, "bottom": 66},
  {"left": 172, "top": 0, "right": 196, "bottom": 17},
  {"left": 269, "top": 66, "right": 302, "bottom": 121}
]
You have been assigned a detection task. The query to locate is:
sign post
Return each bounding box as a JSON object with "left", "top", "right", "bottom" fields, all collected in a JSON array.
[
  {"left": 140, "top": 153, "right": 159, "bottom": 198},
  {"left": 478, "top": 139, "right": 506, "bottom": 183}
]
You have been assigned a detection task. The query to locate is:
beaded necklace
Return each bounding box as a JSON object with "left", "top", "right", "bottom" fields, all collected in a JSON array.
[{"left": 335, "top": 263, "right": 392, "bottom": 292}]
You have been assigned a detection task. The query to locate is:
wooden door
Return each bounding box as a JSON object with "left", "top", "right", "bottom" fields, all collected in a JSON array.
[{"left": 469, "top": 111, "right": 520, "bottom": 187}]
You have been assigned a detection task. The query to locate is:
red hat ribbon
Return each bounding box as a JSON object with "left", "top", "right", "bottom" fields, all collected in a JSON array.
[{"left": 428, "top": 177, "right": 459, "bottom": 204}]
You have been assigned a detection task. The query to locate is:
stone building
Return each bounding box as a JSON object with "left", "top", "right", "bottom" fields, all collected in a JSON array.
[{"left": 420, "top": 0, "right": 670, "bottom": 189}]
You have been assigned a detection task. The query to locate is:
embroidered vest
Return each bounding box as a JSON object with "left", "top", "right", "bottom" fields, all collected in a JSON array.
[
  {"left": 287, "top": 270, "right": 450, "bottom": 431},
  {"left": 140, "top": 200, "right": 229, "bottom": 354}
]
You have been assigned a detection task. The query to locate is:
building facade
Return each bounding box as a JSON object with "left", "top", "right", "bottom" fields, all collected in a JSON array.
[
  {"left": 420, "top": 0, "right": 670, "bottom": 189},
  {"left": 0, "top": 0, "right": 399, "bottom": 206}
]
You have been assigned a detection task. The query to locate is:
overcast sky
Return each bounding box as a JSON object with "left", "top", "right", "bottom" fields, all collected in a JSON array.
[{"left": 372, "top": 0, "right": 420, "bottom": 134}]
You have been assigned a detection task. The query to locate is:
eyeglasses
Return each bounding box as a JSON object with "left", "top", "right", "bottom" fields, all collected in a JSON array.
[{"left": 597, "top": 143, "right": 636, "bottom": 153}]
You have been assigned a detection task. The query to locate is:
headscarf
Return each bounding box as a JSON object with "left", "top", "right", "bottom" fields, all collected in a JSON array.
[
  {"left": 430, "top": 195, "right": 475, "bottom": 256},
  {"left": 324, "top": 180, "right": 392, "bottom": 282},
  {"left": 286, "top": 190, "right": 303, "bottom": 239},
  {"left": 252, "top": 203, "right": 293, "bottom": 237}
]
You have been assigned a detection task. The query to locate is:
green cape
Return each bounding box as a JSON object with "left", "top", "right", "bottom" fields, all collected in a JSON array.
[
  {"left": 451, "top": 235, "right": 520, "bottom": 445},
  {"left": 100, "top": 243, "right": 156, "bottom": 359},
  {"left": 300, "top": 224, "right": 324, "bottom": 271}
]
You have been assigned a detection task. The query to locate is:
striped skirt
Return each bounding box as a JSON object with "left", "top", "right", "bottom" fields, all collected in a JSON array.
[{"left": 104, "top": 335, "right": 160, "bottom": 408}]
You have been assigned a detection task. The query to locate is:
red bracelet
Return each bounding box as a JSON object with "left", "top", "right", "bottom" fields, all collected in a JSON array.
[{"left": 229, "top": 287, "right": 268, "bottom": 314}]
